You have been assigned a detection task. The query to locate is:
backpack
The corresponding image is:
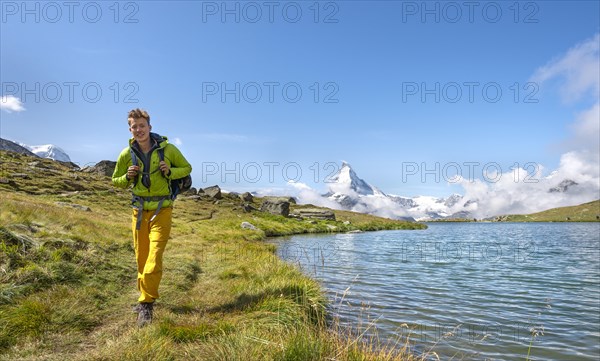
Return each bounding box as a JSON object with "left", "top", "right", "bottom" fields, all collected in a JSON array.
[{"left": 129, "top": 145, "right": 192, "bottom": 201}]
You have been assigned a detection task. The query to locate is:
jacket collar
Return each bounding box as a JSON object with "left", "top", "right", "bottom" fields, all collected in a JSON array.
[{"left": 129, "top": 132, "right": 168, "bottom": 151}]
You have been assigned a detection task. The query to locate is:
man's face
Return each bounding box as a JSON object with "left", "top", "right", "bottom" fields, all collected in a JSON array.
[{"left": 129, "top": 117, "right": 151, "bottom": 144}]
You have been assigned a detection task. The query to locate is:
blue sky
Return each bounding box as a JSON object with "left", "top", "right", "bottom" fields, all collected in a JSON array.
[{"left": 1, "top": 1, "right": 599, "bottom": 198}]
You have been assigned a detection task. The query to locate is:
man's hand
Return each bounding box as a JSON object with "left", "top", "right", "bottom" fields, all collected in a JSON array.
[
  {"left": 159, "top": 161, "right": 171, "bottom": 176},
  {"left": 126, "top": 165, "right": 140, "bottom": 180}
]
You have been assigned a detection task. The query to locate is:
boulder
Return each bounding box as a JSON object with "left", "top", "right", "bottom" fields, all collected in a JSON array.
[
  {"left": 240, "top": 192, "right": 254, "bottom": 202},
  {"left": 202, "top": 185, "right": 222, "bottom": 199},
  {"left": 243, "top": 203, "right": 257, "bottom": 212},
  {"left": 260, "top": 200, "right": 290, "bottom": 217},
  {"left": 263, "top": 196, "right": 296, "bottom": 204},
  {"left": 82, "top": 160, "right": 116, "bottom": 177},
  {"left": 291, "top": 208, "right": 336, "bottom": 221},
  {"left": 225, "top": 191, "right": 240, "bottom": 200},
  {"left": 241, "top": 221, "right": 258, "bottom": 230}
]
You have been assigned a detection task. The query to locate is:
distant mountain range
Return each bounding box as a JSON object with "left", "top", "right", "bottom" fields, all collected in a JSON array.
[
  {"left": 2, "top": 137, "right": 590, "bottom": 221},
  {"left": 0, "top": 138, "right": 71, "bottom": 162},
  {"left": 321, "top": 162, "right": 583, "bottom": 221}
]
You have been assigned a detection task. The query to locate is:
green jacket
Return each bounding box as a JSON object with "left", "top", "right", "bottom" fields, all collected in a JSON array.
[{"left": 112, "top": 133, "right": 192, "bottom": 210}]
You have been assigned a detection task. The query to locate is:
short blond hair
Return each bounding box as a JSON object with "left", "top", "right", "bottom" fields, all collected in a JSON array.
[{"left": 128, "top": 108, "right": 150, "bottom": 125}]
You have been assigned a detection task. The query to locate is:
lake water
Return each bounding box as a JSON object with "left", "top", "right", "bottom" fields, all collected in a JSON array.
[{"left": 270, "top": 223, "right": 600, "bottom": 360}]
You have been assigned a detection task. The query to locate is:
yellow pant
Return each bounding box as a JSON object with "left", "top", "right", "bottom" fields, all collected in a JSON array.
[{"left": 131, "top": 207, "right": 172, "bottom": 303}]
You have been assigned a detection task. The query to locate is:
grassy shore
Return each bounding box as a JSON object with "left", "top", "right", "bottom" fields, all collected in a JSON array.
[{"left": 0, "top": 151, "right": 427, "bottom": 360}]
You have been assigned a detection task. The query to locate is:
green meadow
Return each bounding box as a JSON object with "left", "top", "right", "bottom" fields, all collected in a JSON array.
[{"left": 0, "top": 150, "right": 430, "bottom": 361}]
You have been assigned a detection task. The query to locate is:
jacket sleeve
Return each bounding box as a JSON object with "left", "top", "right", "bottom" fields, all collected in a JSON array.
[
  {"left": 165, "top": 144, "right": 192, "bottom": 180},
  {"left": 112, "top": 149, "right": 133, "bottom": 188}
]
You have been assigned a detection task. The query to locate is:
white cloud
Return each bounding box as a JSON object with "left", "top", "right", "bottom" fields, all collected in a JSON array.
[
  {"left": 0, "top": 95, "right": 26, "bottom": 113},
  {"left": 287, "top": 181, "right": 343, "bottom": 209},
  {"left": 456, "top": 160, "right": 599, "bottom": 218},
  {"left": 531, "top": 33, "right": 599, "bottom": 103},
  {"left": 173, "top": 137, "right": 183, "bottom": 146},
  {"left": 459, "top": 34, "right": 600, "bottom": 218},
  {"left": 568, "top": 103, "right": 600, "bottom": 153}
]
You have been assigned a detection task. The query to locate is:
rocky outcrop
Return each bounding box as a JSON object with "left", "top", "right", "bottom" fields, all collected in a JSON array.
[
  {"left": 81, "top": 160, "right": 116, "bottom": 177},
  {"left": 260, "top": 199, "right": 290, "bottom": 217},
  {"left": 185, "top": 187, "right": 198, "bottom": 195},
  {"left": 290, "top": 208, "right": 336, "bottom": 221}
]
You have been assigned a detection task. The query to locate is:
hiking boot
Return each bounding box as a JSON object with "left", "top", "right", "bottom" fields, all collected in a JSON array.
[
  {"left": 132, "top": 303, "right": 143, "bottom": 313},
  {"left": 137, "top": 302, "right": 153, "bottom": 327}
]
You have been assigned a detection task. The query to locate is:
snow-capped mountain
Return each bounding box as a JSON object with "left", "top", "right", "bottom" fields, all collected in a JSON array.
[
  {"left": 327, "top": 161, "right": 386, "bottom": 196},
  {"left": 323, "top": 162, "right": 474, "bottom": 221},
  {"left": 20, "top": 143, "right": 72, "bottom": 162}
]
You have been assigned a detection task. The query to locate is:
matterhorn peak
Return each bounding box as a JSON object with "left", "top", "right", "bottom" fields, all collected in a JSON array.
[{"left": 328, "top": 161, "right": 385, "bottom": 196}]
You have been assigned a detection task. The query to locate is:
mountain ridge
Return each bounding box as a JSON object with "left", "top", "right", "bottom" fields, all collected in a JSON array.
[
  {"left": 323, "top": 161, "right": 474, "bottom": 221},
  {"left": 320, "top": 161, "right": 591, "bottom": 221}
]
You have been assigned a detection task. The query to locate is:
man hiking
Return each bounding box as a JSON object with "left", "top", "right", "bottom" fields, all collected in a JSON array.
[{"left": 112, "top": 108, "right": 192, "bottom": 327}]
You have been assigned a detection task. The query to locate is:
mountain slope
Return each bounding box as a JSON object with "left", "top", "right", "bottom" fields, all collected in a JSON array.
[
  {"left": 497, "top": 200, "right": 600, "bottom": 222},
  {"left": 0, "top": 138, "right": 38, "bottom": 157}
]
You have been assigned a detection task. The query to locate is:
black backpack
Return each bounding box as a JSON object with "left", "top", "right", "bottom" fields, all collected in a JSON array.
[{"left": 129, "top": 146, "right": 192, "bottom": 201}]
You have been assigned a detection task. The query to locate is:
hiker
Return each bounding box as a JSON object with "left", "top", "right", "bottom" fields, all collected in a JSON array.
[{"left": 112, "top": 108, "right": 192, "bottom": 327}]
